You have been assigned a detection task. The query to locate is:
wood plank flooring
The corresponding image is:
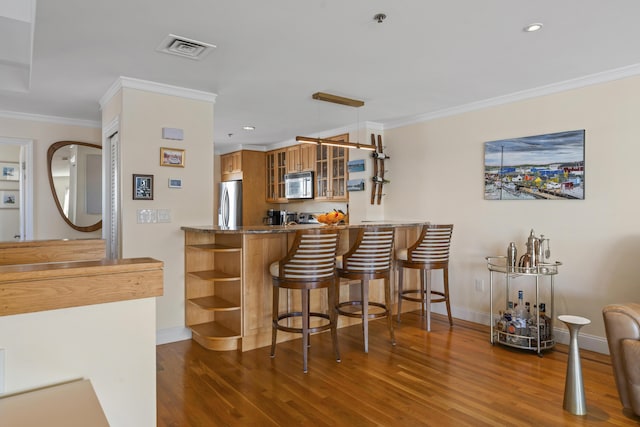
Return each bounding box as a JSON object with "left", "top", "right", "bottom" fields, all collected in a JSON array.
[{"left": 157, "top": 313, "right": 640, "bottom": 426}]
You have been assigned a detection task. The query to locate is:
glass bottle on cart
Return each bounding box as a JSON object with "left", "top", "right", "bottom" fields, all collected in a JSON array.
[{"left": 487, "top": 229, "right": 560, "bottom": 354}]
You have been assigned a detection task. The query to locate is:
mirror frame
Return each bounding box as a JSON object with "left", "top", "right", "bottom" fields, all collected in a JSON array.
[{"left": 47, "top": 140, "right": 102, "bottom": 232}]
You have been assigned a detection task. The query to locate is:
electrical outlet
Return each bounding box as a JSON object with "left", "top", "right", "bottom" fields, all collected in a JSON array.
[
  {"left": 0, "top": 349, "right": 5, "bottom": 393},
  {"left": 475, "top": 279, "right": 484, "bottom": 292}
]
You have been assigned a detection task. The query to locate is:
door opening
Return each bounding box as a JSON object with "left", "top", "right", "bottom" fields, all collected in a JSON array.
[{"left": 0, "top": 137, "right": 33, "bottom": 241}]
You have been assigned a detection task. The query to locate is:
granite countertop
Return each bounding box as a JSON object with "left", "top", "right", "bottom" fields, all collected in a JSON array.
[{"left": 181, "top": 220, "right": 427, "bottom": 234}]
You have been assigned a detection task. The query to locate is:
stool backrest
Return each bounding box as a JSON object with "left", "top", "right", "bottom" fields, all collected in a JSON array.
[
  {"left": 279, "top": 229, "right": 340, "bottom": 280},
  {"left": 407, "top": 224, "right": 453, "bottom": 265},
  {"left": 342, "top": 227, "right": 395, "bottom": 273}
]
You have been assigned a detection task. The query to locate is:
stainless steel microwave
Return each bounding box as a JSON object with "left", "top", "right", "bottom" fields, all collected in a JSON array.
[{"left": 284, "top": 171, "right": 314, "bottom": 199}]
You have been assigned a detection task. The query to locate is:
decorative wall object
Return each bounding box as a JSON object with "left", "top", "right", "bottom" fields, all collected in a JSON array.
[
  {"left": 347, "top": 179, "right": 365, "bottom": 191},
  {"left": 133, "top": 174, "right": 154, "bottom": 200},
  {"left": 484, "top": 130, "right": 585, "bottom": 200},
  {"left": 0, "top": 190, "right": 19, "bottom": 208},
  {"left": 162, "top": 127, "right": 184, "bottom": 140},
  {"left": 347, "top": 159, "right": 365, "bottom": 173},
  {"left": 160, "top": 147, "right": 185, "bottom": 167},
  {"left": 0, "top": 162, "right": 19, "bottom": 181}
]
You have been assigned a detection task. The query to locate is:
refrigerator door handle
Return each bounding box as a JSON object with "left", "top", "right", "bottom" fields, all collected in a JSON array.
[{"left": 221, "top": 188, "right": 229, "bottom": 227}]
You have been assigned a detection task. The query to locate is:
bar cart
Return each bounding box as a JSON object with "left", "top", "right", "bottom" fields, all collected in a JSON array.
[{"left": 486, "top": 256, "right": 562, "bottom": 356}]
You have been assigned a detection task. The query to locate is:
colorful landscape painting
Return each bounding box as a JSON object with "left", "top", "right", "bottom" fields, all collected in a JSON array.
[{"left": 484, "top": 130, "right": 585, "bottom": 200}]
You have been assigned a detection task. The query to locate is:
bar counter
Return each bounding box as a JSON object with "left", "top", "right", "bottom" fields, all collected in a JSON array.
[
  {"left": 181, "top": 220, "right": 427, "bottom": 235},
  {"left": 181, "top": 221, "right": 426, "bottom": 351}
]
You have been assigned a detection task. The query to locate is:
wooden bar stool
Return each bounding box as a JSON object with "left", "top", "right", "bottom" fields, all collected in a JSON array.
[
  {"left": 269, "top": 228, "right": 341, "bottom": 373},
  {"left": 335, "top": 226, "right": 396, "bottom": 353},
  {"left": 396, "top": 224, "right": 453, "bottom": 331}
]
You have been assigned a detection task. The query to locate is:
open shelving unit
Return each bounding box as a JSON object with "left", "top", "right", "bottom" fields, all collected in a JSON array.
[{"left": 185, "top": 235, "right": 242, "bottom": 351}]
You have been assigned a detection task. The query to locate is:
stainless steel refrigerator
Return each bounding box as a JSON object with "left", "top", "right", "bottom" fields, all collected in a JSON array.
[{"left": 218, "top": 180, "right": 242, "bottom": 227}]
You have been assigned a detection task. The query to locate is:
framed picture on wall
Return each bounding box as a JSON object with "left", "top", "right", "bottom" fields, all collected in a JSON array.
[
  {"left": 0, "top": 162, "right": 19, "bottom": 181},
  {"left": 168, "top": 177, "right": 182, "bottom": 188},
  {"left": 484, "top": 130, "right": 585, "bottom": 200},
  {"left": 0, "top": 190, "right": 19, "bottom": 208},
  {"left": 160, "top": 147, "right": 185, "bottom": 167},
  {"left": 133, "top": 174, "right": 154, "bottom": 200}
]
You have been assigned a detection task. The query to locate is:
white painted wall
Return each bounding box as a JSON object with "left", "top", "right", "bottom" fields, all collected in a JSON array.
[
  {"left": 384, "top": 74, "right": 640, "bottom": 352},
  {"left": 101, "top": 83, "right": 215, "bottom": 336},
  {"left": 0, "top": 117, "right": 101, "bottom": 240},
  {"left": 0, "top": 298, "right": 157, "bottom": 427}
]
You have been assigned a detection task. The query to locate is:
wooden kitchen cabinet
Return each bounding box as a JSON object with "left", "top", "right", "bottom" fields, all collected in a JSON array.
[
  {"left": 218, "top": 150, "right": 271, "bottom": 225},
  {"left": 315, "top": 134, "right": 349, "bottom": 201},
  {"left": 221, "top": 151, "right": 242, "bottom": 181},
  {"left": 286, "top": 144, "right": 316, "bottom": 173},
  {"left": 185, "top": 231, "right": 242, "bottom": 351},
  {"left": 266, "top": 148, "right": 288, "bottom": 202}
]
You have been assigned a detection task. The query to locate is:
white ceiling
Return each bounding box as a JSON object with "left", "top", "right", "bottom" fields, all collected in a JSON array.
[{"left": 2, "top": 0, "right": 640, "bottom": 149}]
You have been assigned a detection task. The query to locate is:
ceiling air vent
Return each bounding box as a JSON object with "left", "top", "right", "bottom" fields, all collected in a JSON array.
[{"left": 157, "top": 34, "right": 216, "bottom": 60}]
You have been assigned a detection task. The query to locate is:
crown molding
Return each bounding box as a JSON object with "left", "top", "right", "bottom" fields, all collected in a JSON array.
[
  {"left": 99, "top": 76, "right": 218, "bottom": 110},
  {"left": 215, "top": 144, "right": 266, "bottom": 156},
  {"left": 0, "top": 110, "right": 100, "bottom": 128},
  {"left": 383, "top": 63, "right": 640, "bottom": 130}
]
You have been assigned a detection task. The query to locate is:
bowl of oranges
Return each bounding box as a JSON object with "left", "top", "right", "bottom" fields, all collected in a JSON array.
[{"left": 315, "top": 210, "right": 346, "bottom": 225}]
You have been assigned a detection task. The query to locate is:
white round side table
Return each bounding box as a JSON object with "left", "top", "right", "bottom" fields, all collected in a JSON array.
[{"left": 558, "top": 315, "right": 591, "bottom": 416}]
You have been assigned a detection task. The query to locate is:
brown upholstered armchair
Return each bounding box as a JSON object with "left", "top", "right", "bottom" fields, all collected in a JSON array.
[{"left": 602, "top": 303, "right": 640, "bottom": 416}]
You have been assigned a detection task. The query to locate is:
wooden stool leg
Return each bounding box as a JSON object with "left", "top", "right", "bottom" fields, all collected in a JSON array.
[
  {"left": 384, "top": 276, "right": 396, "bottom": 345},
  {"left": 329, "top": 277, "right": 341, "bottom": 363},
  {"left": 362, "top": 279, "right": 369, "bottom": 353},
  {"left": 397, "top": 266, "right": 404, "bottom": 323},
  {"left": 306, "top": 292, "right": 312, "bottom": 348},
  {"left": 270, "top": 283, "right": 278, "bottom": 358},
  {"left": 301, "top": 289, "right": 310, "bottom": 373},
  {"left": 425, "top": 269, "right": 432, "bottom": 332},
  {"left": 420, "top": 269, "right": 426, "bottom": 318},
  {"left": 443, "top": 267, "right": 453, "bottom": 326}
]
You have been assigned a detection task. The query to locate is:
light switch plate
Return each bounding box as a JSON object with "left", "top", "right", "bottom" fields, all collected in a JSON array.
[
  {"left": 137, "top": 209, "right": 157, "bottom": 224},
  {"left": 157, "top": 209, "right": 171, "bottom": 223}
]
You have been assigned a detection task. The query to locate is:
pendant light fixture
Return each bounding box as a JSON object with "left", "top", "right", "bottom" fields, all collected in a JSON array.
[{"left": 297, "top": 92, "right": 375, "bottom": 150}]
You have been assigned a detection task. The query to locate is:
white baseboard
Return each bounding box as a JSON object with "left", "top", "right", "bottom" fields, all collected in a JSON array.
[
  {"left": 156, "top": 327, "right": 192, "bottom": 345},
  {"left": 156, "top": 309, "right": 611, "bottom": 355},
  {"left": 443, "top": 306, "right": 610, "bottom": 355}
]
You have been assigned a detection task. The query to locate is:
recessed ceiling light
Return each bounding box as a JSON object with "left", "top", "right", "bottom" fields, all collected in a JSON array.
[
  {"left": 523, "top": 23, "right": 543, "bottom": 32},
  {"left": 243, "top": 126, "right": 255, "bottom": 131}
]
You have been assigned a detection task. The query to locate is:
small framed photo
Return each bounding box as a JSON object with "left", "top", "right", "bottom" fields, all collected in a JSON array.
[
  {"left": 168, "top": 177, "right": 182, "bottom": 189},
  {"left": 347, "top": 179, "right": 365, "bottom": 192},
  {"left": 347, "top": 159, "right": 365, "bottom": 173},
  {"left": 0, "top": 162, "right": 19, "bottom": 181},
  {"left": 0, "top": 190, "right": 19, "bottom": 208},
  {"left": 133, "top": 174, "right": 154, "bottom": 200},
  {"left": 160, "top": 147, "right": 185, "bottom": 167}
]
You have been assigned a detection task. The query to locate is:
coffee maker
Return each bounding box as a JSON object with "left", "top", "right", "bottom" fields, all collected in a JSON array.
[{"left": 265, "top": 209, "right": 285, "bottom": 225}]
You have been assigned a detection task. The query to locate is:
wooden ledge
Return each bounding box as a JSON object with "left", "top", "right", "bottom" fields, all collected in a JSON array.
[
  {"left": 0, "top": 239, "right": 106, "bottom": 266},
  {"left": 0, "top": 258, "right": 163, "bottom": 317}
]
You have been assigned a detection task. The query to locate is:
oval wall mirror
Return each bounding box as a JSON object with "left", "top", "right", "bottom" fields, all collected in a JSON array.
[{"left": 47, "top": 141, "right": 102, "bottom": 232}]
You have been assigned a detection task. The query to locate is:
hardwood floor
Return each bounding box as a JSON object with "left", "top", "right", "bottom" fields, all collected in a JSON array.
[{"left": 157, "top": 313, "right": 639, "bottom": 426}]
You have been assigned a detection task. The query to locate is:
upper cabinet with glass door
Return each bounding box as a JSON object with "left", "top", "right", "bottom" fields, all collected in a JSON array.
[
  {"left": 315, "top": 134, "right": 348, "bottom": 201},
  {"left": 266, "top": 148, "right": 288, "bottom": 203}
]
